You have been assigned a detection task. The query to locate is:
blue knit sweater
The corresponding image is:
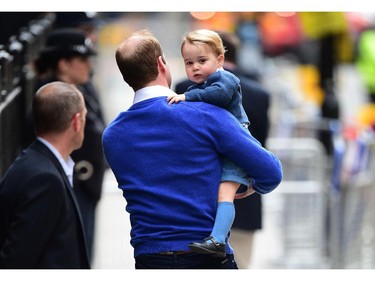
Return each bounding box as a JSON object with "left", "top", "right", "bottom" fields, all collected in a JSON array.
[
  {"left": 102, "top": 86, "right": 282, "bottom": 257},
  {"left": 186, "top": 69, "right": 249, "bottom": 125}
]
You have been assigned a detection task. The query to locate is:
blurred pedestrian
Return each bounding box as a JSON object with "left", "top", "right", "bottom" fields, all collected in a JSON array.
[
  {"left": 102, "top": 29, "right": 283, "bottom": 269},
  {"left": 0, "top": 81, "right": 90, "bottom": 269},
  {"left": 24, "top": 28, "right": 107, "bottom": 263},
  {"left": 299, "top": 12, "right": 352, "bottom": 155},
  {"left": 167, "top": 29, "right": 254, "bottom": 258}
]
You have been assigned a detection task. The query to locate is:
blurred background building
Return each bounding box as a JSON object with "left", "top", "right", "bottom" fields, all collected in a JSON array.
[{"left": 1, "top": 11, "right": 375, "bottom": 269}]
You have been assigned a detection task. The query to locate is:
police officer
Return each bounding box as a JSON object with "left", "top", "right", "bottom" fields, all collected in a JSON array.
[{"left": 25, "top": 28, "right": 107, "bottom": 264}]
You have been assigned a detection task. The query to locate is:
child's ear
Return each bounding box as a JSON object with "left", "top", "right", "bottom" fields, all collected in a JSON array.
[{"left": 218, "top": 54, "right": 225, "bottom": 67}]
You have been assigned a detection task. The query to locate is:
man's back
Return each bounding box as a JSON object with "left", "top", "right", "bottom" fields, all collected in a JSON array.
[
  {"left": 103, "top": 95, "right": 224, "bottom": 256},
  {"left": 102, "top": 90, "right": 281, "bottom": 258}
]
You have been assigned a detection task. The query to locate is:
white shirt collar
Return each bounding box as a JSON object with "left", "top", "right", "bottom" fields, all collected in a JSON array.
[
  {"left": 37, "top": 137, "right": 75, "bottom": 187},
  {"left": 133, "top": 85, "right": 176, "bottom": 104}
]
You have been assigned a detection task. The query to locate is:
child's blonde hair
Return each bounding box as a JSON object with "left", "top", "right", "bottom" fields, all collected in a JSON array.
[{"left": 181, "top": 29, "right": 225, "bottom": 56}]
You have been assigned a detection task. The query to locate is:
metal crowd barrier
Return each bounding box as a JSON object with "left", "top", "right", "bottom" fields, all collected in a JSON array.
[
  {"left": 328, "top": 129, "right": 375, "bottom": 268},
  {"left": 0, "top": 13, "right": 55, "bottom": 177},
  {"left": 267, "top": 115, "right": 375, "bottom": 269},
  {"left": 266, "top": 137, "right": 329, "bottom": 268}
]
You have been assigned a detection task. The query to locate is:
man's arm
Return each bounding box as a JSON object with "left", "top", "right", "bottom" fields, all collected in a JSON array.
[
  {"left": 185, "top": 71, "right": 239, "bottom": 107},
  {"left": 203, "top": 104, "right": 283, "bottom": 195}
]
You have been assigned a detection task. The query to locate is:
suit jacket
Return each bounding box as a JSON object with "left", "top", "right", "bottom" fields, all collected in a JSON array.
[
  {"left": 174, "top": 67, "right": 270, "bottom": 230},
  {"left": 24, "top": 79, "right": 107, "bottom": 203},
  {"left": 0, "top": 140, "right": 90, "bottom": 269}
]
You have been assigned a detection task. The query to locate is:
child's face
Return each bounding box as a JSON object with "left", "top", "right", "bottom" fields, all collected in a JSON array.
[{"left": 182, "top": 42, "right": 224, "bottom": 84}]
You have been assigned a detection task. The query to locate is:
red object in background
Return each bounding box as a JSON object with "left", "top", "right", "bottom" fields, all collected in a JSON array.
[
  {"left": 346, "top": 12, "right": 371, "bottom": 35},
  {"left": 258, "top": 12, "right": 303, "bottom": 56}
]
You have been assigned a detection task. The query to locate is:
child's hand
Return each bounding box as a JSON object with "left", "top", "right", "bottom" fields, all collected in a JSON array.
[{"left": 167, "top": 94, "right": 186, "bottom": 105}]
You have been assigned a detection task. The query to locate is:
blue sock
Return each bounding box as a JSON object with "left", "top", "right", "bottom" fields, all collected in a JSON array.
[{"left": 210, "top": 202, "right": 235, "bottom": 244}]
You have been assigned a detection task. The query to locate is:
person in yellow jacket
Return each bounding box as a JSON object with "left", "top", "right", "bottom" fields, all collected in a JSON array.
[{"left": 298, "top": 12, "right": 352, "bottom": 155}]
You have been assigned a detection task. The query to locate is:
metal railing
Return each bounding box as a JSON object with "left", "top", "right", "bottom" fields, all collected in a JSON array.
[
  {"left": 0, "top": 13, "right": 55, "bottom": 177},
  {"left": 267, "top": 117, "right": 375, "bottom": 269}
]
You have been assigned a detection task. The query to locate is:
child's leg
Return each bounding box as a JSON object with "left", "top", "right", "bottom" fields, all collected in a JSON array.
[
  {"left": 188, "top": 181, "right": 240, "bottom": 257},
  {"left": 210, "top": 181, "right": 239, "bottom": 243},
  {"left": 188, "top": 156, "right": 249, "bottom": 256}
]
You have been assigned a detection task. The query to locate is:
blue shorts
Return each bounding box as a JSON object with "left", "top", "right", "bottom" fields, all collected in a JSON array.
[
  {"left": 220, "top": 122, "right": 251, "bottom": 187},
  {"left": 221, "top": 157, "right": 250, "bottom": 186}
]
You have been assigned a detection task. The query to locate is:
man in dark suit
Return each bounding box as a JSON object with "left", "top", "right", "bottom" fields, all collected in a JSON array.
[
  {"left": 174, "top": 30, "right": 271, "bottom": 268},
  {"left": 0, "top": 81, "right": 90, "bottom": 269}
]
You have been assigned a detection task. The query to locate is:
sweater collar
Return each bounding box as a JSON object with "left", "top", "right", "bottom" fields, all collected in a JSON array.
[{"left": 133, "top": 85, "right": 175, "bottom": 104}]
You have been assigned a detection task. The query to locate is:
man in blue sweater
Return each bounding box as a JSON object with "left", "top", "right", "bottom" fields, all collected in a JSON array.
[{"left": 102, "top": 29, "right": 283, "bottom": 269}]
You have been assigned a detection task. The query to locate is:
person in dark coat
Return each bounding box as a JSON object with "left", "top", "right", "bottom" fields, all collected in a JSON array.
[
  {"left": 24, "top": 28, "right": 107, "bottom": 264},
  {"left": 0, "top": 81, "right": 90, "bottom": 269},
  {"left": 174, "top": 30, "right": 271, "bottom": 268}
]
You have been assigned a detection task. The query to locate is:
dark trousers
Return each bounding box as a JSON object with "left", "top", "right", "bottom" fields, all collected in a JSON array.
[{"left": 135, "top": 253, "right": 238, "bottom": 269}]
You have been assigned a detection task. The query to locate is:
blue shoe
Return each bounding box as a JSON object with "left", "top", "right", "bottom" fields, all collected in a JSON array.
[{"left": 188, "top": 236, "right": 226, "bottom": 258}]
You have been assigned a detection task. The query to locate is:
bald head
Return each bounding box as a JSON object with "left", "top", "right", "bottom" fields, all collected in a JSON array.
[
  {"left": 115, "top": 29, "right": 165, "bottom": 91},
  {"left": 33, "top": 81, "right": 85, "bottom": 136}
]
